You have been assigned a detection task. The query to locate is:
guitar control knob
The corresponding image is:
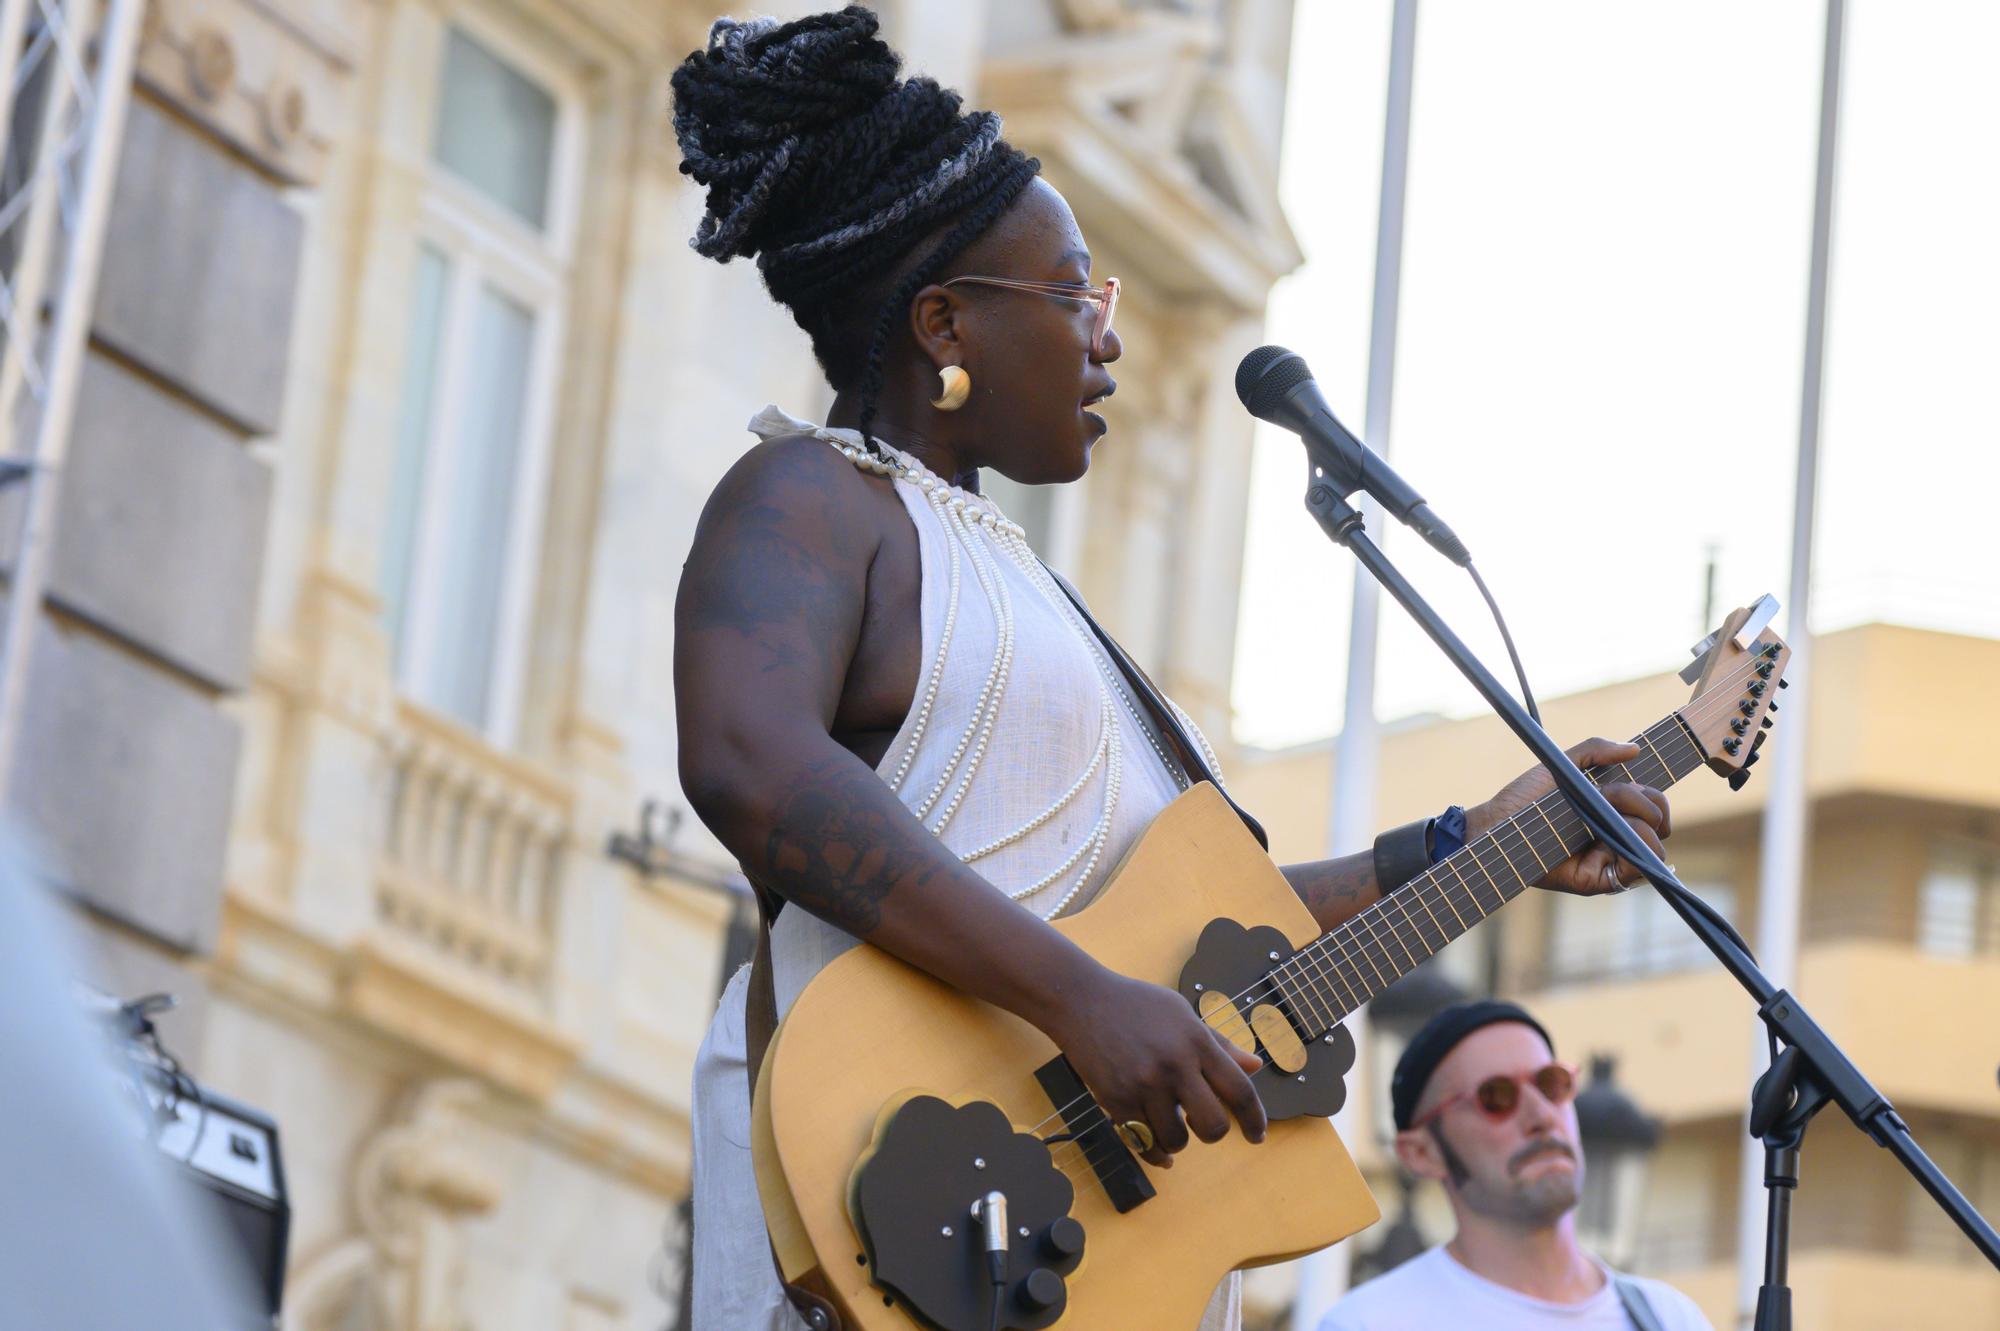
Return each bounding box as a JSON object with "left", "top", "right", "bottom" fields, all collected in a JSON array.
[
  {"left": 1040, "top": 1217, "right": 1086, "bottom": 1261},
  {"left": 1017, "top": 1268, "right": 1067, "bottom": 1314}
]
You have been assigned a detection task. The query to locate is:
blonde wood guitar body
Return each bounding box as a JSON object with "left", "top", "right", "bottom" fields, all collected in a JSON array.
[{"left": 752, "top": 784, "right": 1381, "bottom": 1331}]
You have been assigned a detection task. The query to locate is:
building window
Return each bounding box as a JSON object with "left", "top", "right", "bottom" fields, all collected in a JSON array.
[
  {"left": 380, "top": 18, "right": 578, "bottom": 742},
  {"left": 1918, "top": 842, "right": 2000, "bottom": 958},
  {"left": 1543, "top": 869, "right": 1735, "bottom": 987},
  {"left": 433, "top": 27, "right": 557, "bottom": 230}
]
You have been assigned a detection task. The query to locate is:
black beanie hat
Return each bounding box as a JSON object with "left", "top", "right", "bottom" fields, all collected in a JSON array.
[{"left": 1390, "top": 999, "right": 1554, "bottom": 1131}]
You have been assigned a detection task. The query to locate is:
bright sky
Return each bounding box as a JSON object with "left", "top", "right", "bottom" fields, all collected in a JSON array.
[{"left": 1231, "top": 1, "right": 2000, "bottom": 750}]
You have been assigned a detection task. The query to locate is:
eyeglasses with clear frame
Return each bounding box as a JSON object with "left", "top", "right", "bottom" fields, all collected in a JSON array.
[
  {"left": 1408, "top": 1060, "right": 1580, "bottom": 1131},
  {"left": 940, "top": 275, "right": 1120, "bottom": 357}
]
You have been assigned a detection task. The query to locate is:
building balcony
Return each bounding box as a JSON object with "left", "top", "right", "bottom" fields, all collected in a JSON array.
[
  {"left": 1525, "top": 936, "right": 2000, "bottom": 1124},
  {"left": 344, "top": 699, "right": 581, "bottom": 1099}
]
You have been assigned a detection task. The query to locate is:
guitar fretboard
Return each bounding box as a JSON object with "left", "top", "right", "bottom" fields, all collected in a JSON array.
[{"left": 1267, "top": 715, "right": 1706, "bottom": 1036}]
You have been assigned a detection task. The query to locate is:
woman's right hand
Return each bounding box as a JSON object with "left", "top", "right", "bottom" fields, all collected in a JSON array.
[{"left": 1043, "top": 966, "right": 1269, "bottom": 1169}]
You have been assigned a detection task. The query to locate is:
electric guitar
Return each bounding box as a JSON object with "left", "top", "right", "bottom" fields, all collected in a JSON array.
[{"left": 752, "top": 600, "right": 1791, "bottom": 1331}]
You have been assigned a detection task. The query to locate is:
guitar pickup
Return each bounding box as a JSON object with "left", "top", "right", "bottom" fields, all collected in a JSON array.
[{"left": 1034, "top": 1055, "right": 1155, "bottom": 1214}]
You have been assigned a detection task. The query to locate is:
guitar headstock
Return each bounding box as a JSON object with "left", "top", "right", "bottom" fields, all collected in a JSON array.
[{"left": 1675, "top": 594, "right": 1792, "bottom": 791}]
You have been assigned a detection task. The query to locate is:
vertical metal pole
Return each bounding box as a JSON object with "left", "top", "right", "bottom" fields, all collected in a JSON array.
[
  {"left": 0, "top": 0, "right": 40, "bottom": 146},
  {"left": 0, "top": 0, "right": 97, "bottom": 425},
  {"left": 0, "top": 0, "right": 146, "bottom": 805},
  {"left": 1735, "top": 0, "right": 1841, "bottom": 1320},
  {"left": 1291, "top": 1, "right": 1419, "bottom": 1326}
]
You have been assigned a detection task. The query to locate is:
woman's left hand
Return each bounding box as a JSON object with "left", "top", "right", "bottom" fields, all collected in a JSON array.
[{"left": 1465, "top": 737, "right": 1671, "bottom": 896}]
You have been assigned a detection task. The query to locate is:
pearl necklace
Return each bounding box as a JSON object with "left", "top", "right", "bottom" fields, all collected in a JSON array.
[{"left": 826, "top": 434, "right": 1128, "bottom": 920}]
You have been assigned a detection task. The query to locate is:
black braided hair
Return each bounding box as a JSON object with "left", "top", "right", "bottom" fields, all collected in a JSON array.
[{"left": 671, "top": 5, "right": 1040, "bottom": 448}]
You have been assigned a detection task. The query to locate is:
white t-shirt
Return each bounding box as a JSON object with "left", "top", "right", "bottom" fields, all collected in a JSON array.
[{"left": 1317, "top": 1246, "right": 1713, "bottom": 1331}]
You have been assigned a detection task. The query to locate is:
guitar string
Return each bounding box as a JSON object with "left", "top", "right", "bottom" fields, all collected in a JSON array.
[
  {"left": 1030, "top": 651, "right": 1777, "bottom": 1181},
  {"left": 1147, "top": 647, "right": 1770, "bottom": 1044},
  {"left": 1116, "top": 657, "right": 1753, "bottom": 1070},
  {"left": 1021, "top": 648, "right": 1780, "bottom": 1183},
  {"left": 1037, "top": 698, "right": 1748, "bottom": 1185},
  {"left": 1034, "top": 729, "right": 1707, "bottom": 1185},
  {"left": 1040, "top": 725, "right": 1716, "bottom": 1187}
]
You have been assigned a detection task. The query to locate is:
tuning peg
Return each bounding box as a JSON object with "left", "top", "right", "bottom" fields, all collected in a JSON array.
[
  {"left": 1744, "top": 751, "right": 1761, "bottom": 769},
  {"left": 1761, "top": 717, "right": 1774, "bottom": 730},
  {"left": 1724, "top": 738, "right": 1742, "bottom": 756},
  {"left": 1739, "top": 701, "right": 1758, "bottom": 718},
  {"left": 1751, "top": 729, "right": 1769, "bottom": 753},
  {"left": 1729, "top": 768, "right": 1753, "bottom": 792},
  {"left": 1767, "top": 701, "right": 1779, "bottom": 713},
  {"left": 1755, "top": 661, "right": 1775, "bottom": 679},
  {"left": 1778, "top": 678, "right": 1789, "bottom": 688},
  {"left": 1749, "top": 681, "right": 1767, "bottom": 697}
]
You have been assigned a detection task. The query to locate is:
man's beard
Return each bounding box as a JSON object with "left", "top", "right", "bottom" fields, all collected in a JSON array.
[{"left": 1434, "top": 1126, "right": 1582, "bottom": 1228}]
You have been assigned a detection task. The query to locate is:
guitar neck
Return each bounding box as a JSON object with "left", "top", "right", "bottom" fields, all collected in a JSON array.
[{"left": 1270, "top": 713, "right": 1708, "bottom": 1032}]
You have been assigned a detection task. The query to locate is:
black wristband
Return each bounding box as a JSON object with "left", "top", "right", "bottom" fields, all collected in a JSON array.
[{"left": 1373, "top": 817, "right": 1434, "bottom": 894}]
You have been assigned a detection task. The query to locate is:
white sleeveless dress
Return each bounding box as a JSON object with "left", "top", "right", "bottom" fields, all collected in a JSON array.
[{"left": 687, "top": 407, "right": 1243, "bottom": 1331}]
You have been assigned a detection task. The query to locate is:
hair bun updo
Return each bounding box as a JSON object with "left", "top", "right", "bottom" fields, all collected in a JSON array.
[{"left": 671, "top": 5, "right": 1040, "bottom": 442}]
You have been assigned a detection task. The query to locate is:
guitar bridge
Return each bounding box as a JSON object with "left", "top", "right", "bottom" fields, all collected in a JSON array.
[{"left": 1033, "top": 1055, "right": 1155, "bottom": 1213}]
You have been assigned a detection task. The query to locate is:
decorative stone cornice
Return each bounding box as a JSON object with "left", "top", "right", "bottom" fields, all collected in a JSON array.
[
  {"left": 137, "top": 0, "right": 357, "bottom": 186},
  {"left": 981, "top": 11, "right": 1301, "bottom": 314}
]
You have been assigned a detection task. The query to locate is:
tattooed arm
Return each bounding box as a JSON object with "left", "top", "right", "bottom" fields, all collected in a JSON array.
[
  {"left": 674, "top": 437, "right": 1267, "bottom": 1158},
  {"left": 674, "top": 436, "right": 1092, "bottom": 1026},
  {"left": 1276, "top": 733, "right": 1677, "bottom": 935},
  {"left": 1280, "top": 856, "right": 1384, "bottom": 934}
]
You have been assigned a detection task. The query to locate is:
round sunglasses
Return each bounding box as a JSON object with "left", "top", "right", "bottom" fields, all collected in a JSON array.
[
  {"left": 1410, "top": 1060, "right": 1580, "bottom": 1131},
  {"left": 940, "top": 274, "right": 1120, "bottom": 357}
]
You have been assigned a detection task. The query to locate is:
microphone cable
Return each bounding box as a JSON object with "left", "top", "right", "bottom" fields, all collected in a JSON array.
[{"left": 1456, "top": 560, "right": 1759, "bottom": 961}]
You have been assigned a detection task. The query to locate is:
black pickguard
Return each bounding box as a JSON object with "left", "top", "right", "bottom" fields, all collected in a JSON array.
[{"left": 1176, "top": 917, "right": 1356, "bottom": 1121}]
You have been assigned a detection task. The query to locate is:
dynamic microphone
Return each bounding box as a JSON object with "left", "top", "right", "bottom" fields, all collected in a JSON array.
[{"left": 1235, "top": 345, "right": 1471, "bottom": 566}]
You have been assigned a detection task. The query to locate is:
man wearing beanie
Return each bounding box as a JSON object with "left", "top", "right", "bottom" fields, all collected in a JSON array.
[{"left": 1319, "top": 1001, "right": 1712, "bottom": 1330}]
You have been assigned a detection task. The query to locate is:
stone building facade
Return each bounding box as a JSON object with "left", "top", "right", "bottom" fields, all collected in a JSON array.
[{"left": 7, "top": 2, "right": 1301, "bottom": 1327}]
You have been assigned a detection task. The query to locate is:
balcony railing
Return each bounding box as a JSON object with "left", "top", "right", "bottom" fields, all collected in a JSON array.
[
  {"left": 1528, "top": 900, "right": 1999, "bottom": 992},
  {"left": 376, "top": 700, "right": 570, "bottom": 1012}
]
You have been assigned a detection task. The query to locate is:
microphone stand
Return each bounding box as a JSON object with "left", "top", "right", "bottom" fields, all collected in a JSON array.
[{"left": 1297, "top": 470, "right": 2000, "bottom": 1326}]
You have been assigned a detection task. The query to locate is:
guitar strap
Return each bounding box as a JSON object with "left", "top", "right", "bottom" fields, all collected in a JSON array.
[
  {"left": 739, "top": 562, "right": 1264, "bottom": 1328},
  {"left": 1613, "top": 1275, "right": 1669, "bottom": 1331},
  {"left": 1037, "top": 561, "right": 1269, "bottom": 851}
]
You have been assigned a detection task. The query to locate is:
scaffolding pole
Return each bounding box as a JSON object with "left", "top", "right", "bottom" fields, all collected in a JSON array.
[{"left": 0, "top": 0, "right": 147, "bottom": 806}]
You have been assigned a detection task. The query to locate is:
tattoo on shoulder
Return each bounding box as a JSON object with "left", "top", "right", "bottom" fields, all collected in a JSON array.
[{"left": 761, "top": 761, "right": 933, "bottom": 936}]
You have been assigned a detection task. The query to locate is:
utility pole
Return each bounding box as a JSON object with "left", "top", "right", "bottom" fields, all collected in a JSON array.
[
  {"left": 1734, "top": 0, "right": 1842, "bottom": 1322},
  {"left": 1289, "top": 1, "right": 1419, "bottom": 1325}
]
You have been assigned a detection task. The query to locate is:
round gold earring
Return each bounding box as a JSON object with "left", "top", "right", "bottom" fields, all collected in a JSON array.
[{"left": 931, "top": 364, "right": 971, "bottom": 411}]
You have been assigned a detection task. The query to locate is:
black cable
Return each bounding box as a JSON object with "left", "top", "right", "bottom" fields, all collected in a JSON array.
[
  {"left": 1653, "top": 874, "right": 1759, "bottom": 960},
  {"left": 1463, "top": 563, "right": 1761, "bottom": 961},
  {"left": 1467, "top": 563, "right": 1539, "bottom": 724}
]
